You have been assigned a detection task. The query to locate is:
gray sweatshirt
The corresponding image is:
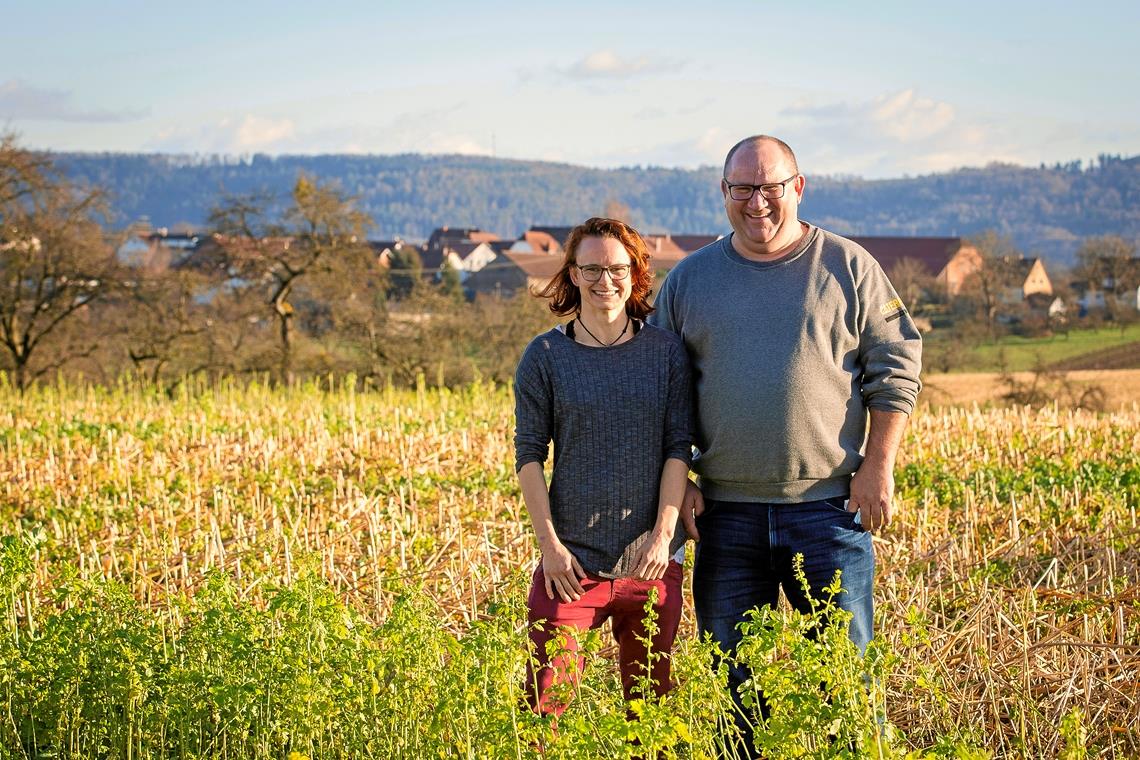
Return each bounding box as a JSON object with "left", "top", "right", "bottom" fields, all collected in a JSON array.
[
  {"left": 514, "top": 324, "right": 692, "bottom": 576},
  {"left": 650, "top": 226, "right": 922, "bottom": 503}
]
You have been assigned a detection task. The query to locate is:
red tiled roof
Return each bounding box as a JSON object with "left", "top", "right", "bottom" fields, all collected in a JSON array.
[
  {"left": 503, "top": 251, "right": 563, "bottom": 279},
  {"left": 462, "top": 251, "right": 562, "bottom": 295},
  {"left": 848, "top": 236, "right": 965, "bottom": 277},
  {"left": 522, "top": 230, "right": 563, "bottom": 255},
  {"left": 670, "top": 234, "right": 723, "bottom": 254},
  {"left": 642, "top": 235, "right": 688, "bottom": 269},
  {"left": 529, "top": 226, "right": 574, "bottom": 248},
  {"left": 426, "top": 226, "right": 500, "bottom": 249}
]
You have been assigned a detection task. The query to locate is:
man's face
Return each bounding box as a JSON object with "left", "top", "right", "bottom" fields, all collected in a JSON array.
[{"left": 722, "top": 140, "right": 805, "bottom": 259}]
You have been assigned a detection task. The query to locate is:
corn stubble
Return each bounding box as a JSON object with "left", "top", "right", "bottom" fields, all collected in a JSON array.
[{"left": 0, "top": 376, "right": 1136, "bottom": 758}]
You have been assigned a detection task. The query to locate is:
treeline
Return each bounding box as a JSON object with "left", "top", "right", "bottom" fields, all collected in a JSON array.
[
  {"left": 55, "top": 151, "right": 1140, "bottom": 264},
  {"left": 0, "top": 136, "right": 555, "bottom": 392},
  {"left": 5, "top": 135, "right": 1138, "bottom": 392}
]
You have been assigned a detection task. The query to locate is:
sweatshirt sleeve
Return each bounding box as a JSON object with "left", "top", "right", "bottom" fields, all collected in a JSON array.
[
  {"left": 855, "top": 260, "right": 923, "bottom": 415},
  {"left": 662, "top": 337, "right": 694, "bottom": 465},
  {"left": 513, "top": 337, "right": 553, "bottom": 472},
  {"left": 647, "top": 271, "right": 678, "bottom": 334}
]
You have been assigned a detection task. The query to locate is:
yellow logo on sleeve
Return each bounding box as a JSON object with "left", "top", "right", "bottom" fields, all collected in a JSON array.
[{"left": 880, "top": 297, "right": 905, "bottom": 322}]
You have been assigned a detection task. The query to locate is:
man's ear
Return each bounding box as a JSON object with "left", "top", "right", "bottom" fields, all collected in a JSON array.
[{"left": 793, "top": 174, "right": 807, "bottom": 199}]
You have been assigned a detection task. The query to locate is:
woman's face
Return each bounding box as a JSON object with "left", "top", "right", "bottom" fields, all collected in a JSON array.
[{"left": 569, "top": 235, "right": 633, "bottom": 314}]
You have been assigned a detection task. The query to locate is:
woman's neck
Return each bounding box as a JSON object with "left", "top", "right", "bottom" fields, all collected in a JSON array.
[{"left": 575, "top": 307, "right": 631, "bottom": 346}]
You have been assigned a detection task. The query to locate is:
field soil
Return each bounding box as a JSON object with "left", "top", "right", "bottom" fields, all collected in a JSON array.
[
  {"left": 1047, "top": 340, "right": 1140, "bottom": 370},
  {"left": 922, "top": 367, "right": 1140, "bottom": 409}
]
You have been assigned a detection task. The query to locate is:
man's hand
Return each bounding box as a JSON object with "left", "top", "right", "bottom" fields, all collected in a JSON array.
[
  {"left": 850, "top": 409, "right": 908, "bottom": 532},
  {"left": 541, "top": 541, "right": 587, "bottom": 602},
  {"left": 681, "top": 480, "right": 705, "bottom": 541},
  {"left": 631, "top": 530, "right": 673, "bottom": 581},
  {"left": 848, "top": 459, "right": 894, "bottom": 532}
]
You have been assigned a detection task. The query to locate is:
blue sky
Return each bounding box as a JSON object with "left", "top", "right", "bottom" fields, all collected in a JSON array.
[{"left": 2, "top": 0, "right": 1137, "bottom": 178}]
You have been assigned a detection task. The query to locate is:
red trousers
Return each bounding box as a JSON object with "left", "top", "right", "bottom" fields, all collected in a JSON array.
[{"left": 525, "top": 561, "right": 684, "bottom": 716}]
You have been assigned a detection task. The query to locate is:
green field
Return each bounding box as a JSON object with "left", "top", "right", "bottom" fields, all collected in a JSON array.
[
  {"left": 926, "top": 323, "right": 1140, "bottom": 372},
  {"left": 1, "top": 380, "right": 1137, "bottom": 758}
]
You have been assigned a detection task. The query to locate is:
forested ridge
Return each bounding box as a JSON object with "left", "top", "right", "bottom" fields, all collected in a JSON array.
[{"left": 56, "top": 151, "right": 1139, "bottom": 264}]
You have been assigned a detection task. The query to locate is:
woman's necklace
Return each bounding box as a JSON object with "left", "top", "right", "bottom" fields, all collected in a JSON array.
[{"left": 576, "top": 315, "right": 630, "bottom": 347}]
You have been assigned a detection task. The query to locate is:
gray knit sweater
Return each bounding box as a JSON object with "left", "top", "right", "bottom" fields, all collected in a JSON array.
[
  {"left": 650, "top": 226, "right": 922, "bottom": 503},
  {"left": 513, "top": 323, "right": 693, "bottom": 577}
]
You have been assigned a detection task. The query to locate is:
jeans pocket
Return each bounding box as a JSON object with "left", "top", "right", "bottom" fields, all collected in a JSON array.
[
  {"left": 822, "top": 496, "right": 850, "bottom": 513},
  {"left": 822, "top": 497, "right": 866, "bottom": 531}
]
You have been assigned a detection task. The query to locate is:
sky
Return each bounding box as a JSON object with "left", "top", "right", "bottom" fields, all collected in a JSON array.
[{"left": 2, "top": 0, "right": 1137, "bottom": 178}]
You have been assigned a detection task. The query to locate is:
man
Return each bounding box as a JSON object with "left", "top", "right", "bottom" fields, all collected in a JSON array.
[{"left": 650, "top": 135, "right": 921, "bottom": 753}]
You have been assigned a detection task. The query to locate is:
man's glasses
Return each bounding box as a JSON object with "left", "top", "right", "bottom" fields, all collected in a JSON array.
[
  {"left": 575, "top": 264, "right": 631, "bottom": 282},
  {"left": 723, "top": 174, "right": 798, "bottom": 202}
]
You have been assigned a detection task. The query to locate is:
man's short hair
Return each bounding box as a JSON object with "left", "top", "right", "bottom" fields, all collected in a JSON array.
[{"left": 723, "top": 135, "right": 799, "bottom": 177}]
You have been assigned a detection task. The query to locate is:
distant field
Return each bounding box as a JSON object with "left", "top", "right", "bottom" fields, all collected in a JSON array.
[
  {"left": 922, "top": 368, "right": 1140, "bottom": 409},
  {"left": 925, "top": 323, "right": 1140, "bottom": 372}
]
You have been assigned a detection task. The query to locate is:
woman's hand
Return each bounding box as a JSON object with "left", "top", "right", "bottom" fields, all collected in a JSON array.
[
  {"left": 542, "top": 541, "right": 587, "bottom": 602},
  {"left": 631, "top": 530, "right": 673, "bottom": 581}
]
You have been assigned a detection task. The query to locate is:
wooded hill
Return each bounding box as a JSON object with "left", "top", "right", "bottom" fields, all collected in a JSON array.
[{"left": 56, "top": 152, "right": 1139, "bottom": 265}]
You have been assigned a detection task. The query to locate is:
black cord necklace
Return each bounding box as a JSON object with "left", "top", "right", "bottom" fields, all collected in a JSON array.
[{"left": 576, "top": 314, "right": 630, "bottom": 347}]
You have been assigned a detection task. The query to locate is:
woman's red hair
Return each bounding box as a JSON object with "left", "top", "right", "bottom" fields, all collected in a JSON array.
[{"left": 534, "top": 217, "right": 655, "bottom": 319}]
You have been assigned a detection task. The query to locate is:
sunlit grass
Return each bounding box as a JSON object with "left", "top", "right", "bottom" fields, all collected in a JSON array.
[{"left": 1, "top": 376, "right": 1136, "bottom": 757}]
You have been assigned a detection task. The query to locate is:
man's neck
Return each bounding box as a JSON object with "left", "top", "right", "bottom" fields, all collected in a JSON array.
[{"left": 733, "top": 222, "right": 808, "bottom": 262}]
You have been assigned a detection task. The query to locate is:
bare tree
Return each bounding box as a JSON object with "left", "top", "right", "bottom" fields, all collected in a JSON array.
[
  {"left": 209, "top": 175, "right": 372, "bottom": 384},
  {"left": 888, "top": 257, "right": 937, "bottom": 312},
  {"left": 959, "top": 231, "right": 1026, "bottom": 341},
  {"left": 1075, "top": 235, "right": 1138, "bottom": 320},
  {"left": 117, "top": 266, "right": 219, "bottom": 386},
  {"left": 386, "top": 243, "right": 423, "bottom": 299},
  {"left": 0, "top": 133, "right": 51, "bottom": 207},
  {"left": 0, "top": 137, "right": 120, "bottom": 390},
  {"left": 603, "top": 198, "right": 633, "bottom": 223}
]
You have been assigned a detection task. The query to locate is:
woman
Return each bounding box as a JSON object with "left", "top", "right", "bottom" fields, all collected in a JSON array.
[{"left": 513, "top": 216, "right": 693, "bottom": 716}]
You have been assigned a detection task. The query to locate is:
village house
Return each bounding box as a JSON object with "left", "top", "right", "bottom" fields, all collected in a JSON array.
[
  {"left": 1081, "top": 256, "right": 1140, "bottom": 312},
  {"left": 368, "top": 239, "right": 407, "bottom": 269},
  {"left": 123, "top": 224, "right": 1088, "bottom": 317},
  {"left": 1002, "top": 257, "right": 1054, "bottom": 303},
  {"left": 420, "top": 227, "right": 519, "bottom": 281},
  {"left": 849, "top": 236, "right": 983, "bottom": 297},
  {"left": 669, "top": 234, "right": 723, "bottom": 255},
  {"left": 509, "top": 226, "right": 571, "bottom": 256},
  {"left": 461, "top": 251, "right": 562, "bottom": 297},
  {"left": 119, "top": 227, "right": 203, "bottom": 271}
]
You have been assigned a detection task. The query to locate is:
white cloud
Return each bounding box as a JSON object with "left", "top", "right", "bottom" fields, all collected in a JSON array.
[
  {"left": 870, "top": 90, "right": 955, "bottom": 142},
  {"left": 558, "top": 50, "right": 684, "bottom": 80},
  {"left": 0, "top": 79, "right": 145, "bottom": 122},
  {"left": 234, "top": 116, "right": 295, "bottom": 150},
  {"left": 149, "top": 115, "right": 296, "bottom": 153},
  {"left": 418, "top": 134, "right": 491, "bottom": 156},
  {"left": 779, "top": 89, "right": 1009, "bottom": 177},
  {"left": 145, "top": 109, "right": 492, "bottom": 158},
  {"left": 694, "top": 127, "right": 730, "bottom": 162},
  {"left": 784, "top": 89, "right": 958, "bottom": 143}
]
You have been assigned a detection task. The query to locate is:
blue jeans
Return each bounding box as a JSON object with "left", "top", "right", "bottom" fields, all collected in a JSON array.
[{"left": 693, "top": 497, "right": 874, "bottom": 755}]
